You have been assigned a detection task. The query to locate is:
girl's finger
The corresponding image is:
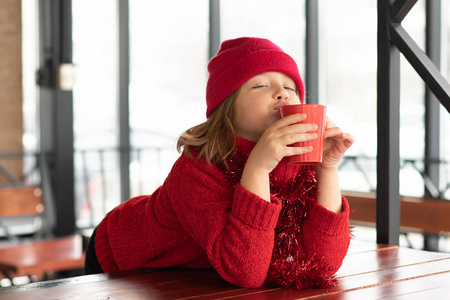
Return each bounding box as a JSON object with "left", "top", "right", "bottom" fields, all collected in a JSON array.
[
  {"left": 341, "top": 132, "right": 355, "bottom": 147},
  {"left": 324, "top": 126, "right": 343, "bottom": 139},
  {"left": 278, "top": 122, "right": 318, "bottom": 136},
  {"left": 325, "top": 117, "right": 337, "bottom": 129},
  {"left": 281, "top": 132, "right": 318, "bottom": 146},
  {"left": 284, "top": 145, "right": 314, "bottom": 157},
  {"left": 275, "top": 113, "right": 306, "bottom": 128}
]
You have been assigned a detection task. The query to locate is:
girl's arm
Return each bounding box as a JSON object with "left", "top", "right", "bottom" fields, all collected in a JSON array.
[
  {"left": 315, "top": 119, "right": 354, "bottom": 213},
  {"left": 315, "top": 166, "right": 342, "bottom": 213},
  {"left": 240, "top": 156, "right": 271, "bottom": 201}
]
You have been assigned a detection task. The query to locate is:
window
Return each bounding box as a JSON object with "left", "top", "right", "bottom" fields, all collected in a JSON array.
[
  {"left": 72, "top": 0, "right": 119, "bottom": 227},
  {"left": 128, "top": 0, "right": 209, "bottom": 196}
]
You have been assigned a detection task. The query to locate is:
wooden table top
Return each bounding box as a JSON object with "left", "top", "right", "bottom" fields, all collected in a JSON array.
[
  {"left": 0, "top": 239, "right": 449, "bottom": 299},
  {"left": 0, "top": 235, "right": 85, "bottom": 277}
]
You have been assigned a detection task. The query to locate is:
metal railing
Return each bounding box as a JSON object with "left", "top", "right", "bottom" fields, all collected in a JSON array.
[
  {"left": 74, "top": 146, "right": 176, "bottom": 228},
  {"left": 338, "top": 155, "right": 450, "bottom": 199}
]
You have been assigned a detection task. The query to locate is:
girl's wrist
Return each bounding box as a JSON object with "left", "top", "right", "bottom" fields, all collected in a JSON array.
[
  {"left": 315, "top": 165, "right": 343, "bottom": 213},
  {"left": 240, "top": 161, "right": 271, "bottom": 202},
  {"left": 315, "top": 164, "right": 339, "bottom": 175}
]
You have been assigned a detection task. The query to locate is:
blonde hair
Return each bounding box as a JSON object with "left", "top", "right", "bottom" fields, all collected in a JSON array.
[{"left": 177, "top": 89, "right": 240, "bottom": 166}]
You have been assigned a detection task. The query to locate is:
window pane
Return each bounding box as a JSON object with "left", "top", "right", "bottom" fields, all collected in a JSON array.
[
  {"left": 399, "top": 1, "right": 426, "bottom": 196},
  {"left": 21, "top": 0, "right": 40, "bottom": 190},
  {"left": 221, "top": 0, "right": 306, "bottom": 77},
  {"left": 72, "top": 0, "right": 119, "bottom": 227},
  {"left": 129, "top": 0, "right": 209, "bottom": 196},
  {"left": 22, "top": 0, "right": 39, "bottom": 153},
  {"left": 320, "top": 0, "right": 377, "bottom": 192}
]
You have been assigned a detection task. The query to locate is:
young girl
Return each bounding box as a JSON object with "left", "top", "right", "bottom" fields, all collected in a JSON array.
[{"left": 85, "top": 37, "right": 354, "bottom": 289}]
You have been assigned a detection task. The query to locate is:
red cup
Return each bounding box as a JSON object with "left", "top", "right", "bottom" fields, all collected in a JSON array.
[{"left": 278, "top": 104, "right": 327, "bottom": 164}]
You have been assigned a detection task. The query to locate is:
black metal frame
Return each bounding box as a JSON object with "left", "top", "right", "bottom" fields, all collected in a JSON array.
[
  {"left": 424, "top": 0, "right": 441, "bottom": 199},
  {"left": 305, "top": 0, "right": 319, "bottom": 104},
  {"left": 377, "top": 0, "right": 402, "bottom": 245},
  {"left": 118, "top": 0, "right": 131, "bottom": 203},
  {"left": 37, "top": 0, "right": 75, "bottom": 237},
  {"left": 209, "top": 0, "right": 221, "bottom": 59},
  {"left": 423, "top": 0, "right": 442, "bottom": 250}
]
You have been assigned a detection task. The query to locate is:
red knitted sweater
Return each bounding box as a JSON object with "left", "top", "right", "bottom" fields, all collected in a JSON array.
[{"left": 95, "top": 137, "right": 350, "bottom": 289}]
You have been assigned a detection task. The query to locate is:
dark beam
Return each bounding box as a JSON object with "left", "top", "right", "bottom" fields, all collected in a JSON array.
[
  {"left": 377, "top": 0, "right": 401, "bottom": 245},
  {"left": 209, "top": 0, "right": 220, "bottom": 59},
  {"left": 119, "top": 0, "right": 130, "bottom": 202},
  {"left": 38, "top": 0, "right": 75, "bottom": 236},
  {"left": 423, "top": 0, "right": 442, "bottom": 251},
  {"left": 305, "top": 0, "right": 319, "bottom": 104},
  {"left": 391, "top": 0, "right": 418, "bottom": 23},
  {"left": 424, "top": 0, "right": 441, "bottom": 198},
  {"left": 390, "top": 23, "right": 450, "bottom": 112}
]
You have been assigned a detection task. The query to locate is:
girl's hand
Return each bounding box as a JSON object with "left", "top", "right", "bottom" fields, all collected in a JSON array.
[
  {"left": 246, "top": 113, "right": 318, "bottom": 174},
  {"left": 240, "top": 113, "right": 319, "bottom": 201},
  {"left": 318, "top": 117, "right": 354, "bottom": 171}
]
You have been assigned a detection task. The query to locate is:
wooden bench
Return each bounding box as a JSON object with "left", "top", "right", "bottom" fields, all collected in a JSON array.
[
  {"left": 343, "top": 190, "right": 450, "bottom": 235},
  {"left": 0, "top": 186, "right": 85, "bottom": 285}
]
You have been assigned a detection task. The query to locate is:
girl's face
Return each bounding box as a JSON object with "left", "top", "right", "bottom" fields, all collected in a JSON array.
[{"left": 233, "top": 72, "right": 301, "bottom": 142}]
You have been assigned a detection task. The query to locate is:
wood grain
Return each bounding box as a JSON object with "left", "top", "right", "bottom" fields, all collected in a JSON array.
[{"left": 0, "top": 186, "right": 43, "bottom": 217}]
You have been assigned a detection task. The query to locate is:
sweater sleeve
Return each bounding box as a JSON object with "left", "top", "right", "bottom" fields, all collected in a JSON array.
[
  {"left": 301, "top": 196, "right": 351, "bottom": 275},
  {"left": 166, "top": 155, "right": 282, "bottom": 288}
]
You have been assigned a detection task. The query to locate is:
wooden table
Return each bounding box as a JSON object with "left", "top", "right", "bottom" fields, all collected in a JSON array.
[
  {"left": 0, "top": 240, "right": 449, "bottom": 299},
  {"left": 0, "top": 235, "right": 85, "bottom": 281}
]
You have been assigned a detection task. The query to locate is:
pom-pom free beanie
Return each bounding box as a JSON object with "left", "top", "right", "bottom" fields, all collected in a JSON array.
[{"left": 206, "top": 37, "right": 305, "bottom": 117}]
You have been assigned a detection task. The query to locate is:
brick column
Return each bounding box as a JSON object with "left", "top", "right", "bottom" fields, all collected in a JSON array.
[{"left": 0, "top": 0, "right": 23, "bottom": 183}]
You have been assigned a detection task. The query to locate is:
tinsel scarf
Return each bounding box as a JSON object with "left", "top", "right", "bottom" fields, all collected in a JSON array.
[{"left": 218, "top": 144, "right": 337, "bottom": 289}]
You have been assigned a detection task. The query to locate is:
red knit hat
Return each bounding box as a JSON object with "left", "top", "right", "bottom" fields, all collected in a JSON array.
[{"left": 206, "top": 37, "right": 305, "bottom": 117}]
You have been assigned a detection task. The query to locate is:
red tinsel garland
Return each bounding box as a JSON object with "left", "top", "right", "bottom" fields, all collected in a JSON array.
[{"left": 219, "top": 146, "right": 337, "bottom": 289}]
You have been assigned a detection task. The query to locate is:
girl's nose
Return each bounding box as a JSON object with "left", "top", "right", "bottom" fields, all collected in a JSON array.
[{"left": 275, "top": 89, "right": 289, "bottom": 101}]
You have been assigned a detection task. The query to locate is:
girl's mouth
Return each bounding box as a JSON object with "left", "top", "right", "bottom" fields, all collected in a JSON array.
[{"left": 275, "top": 102, "right": 291, "bottom": 110}]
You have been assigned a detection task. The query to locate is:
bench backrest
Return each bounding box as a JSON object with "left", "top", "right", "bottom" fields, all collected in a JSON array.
[
  {"left": 0, "top": 185, "right": 44, "bottom": 218},
  {"left": 343, "top": 190, "right": 450, "bottom": 234}
]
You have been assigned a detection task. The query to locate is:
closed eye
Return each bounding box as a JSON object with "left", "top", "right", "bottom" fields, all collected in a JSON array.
[
  {"left": 253, "top": 85, "right": 266, "bottom": 89},
  {"left": 284, "top": 87, "right": 296, "bottom": 91}
]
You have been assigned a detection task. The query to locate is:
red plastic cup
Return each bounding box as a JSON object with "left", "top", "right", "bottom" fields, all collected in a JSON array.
[{"left": 278, "top": 104, "right": 327, "bottom": 164}]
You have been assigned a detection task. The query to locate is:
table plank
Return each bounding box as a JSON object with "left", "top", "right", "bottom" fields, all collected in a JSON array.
[
  {"left": 321, "top": 271, "right": 450, "bottom": 300},
  {"left": 338, "top": 245, "right": 450, "bottom": 276},
  {"left": 346, "top": 239, "right": 397, "bottom": 254}
]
